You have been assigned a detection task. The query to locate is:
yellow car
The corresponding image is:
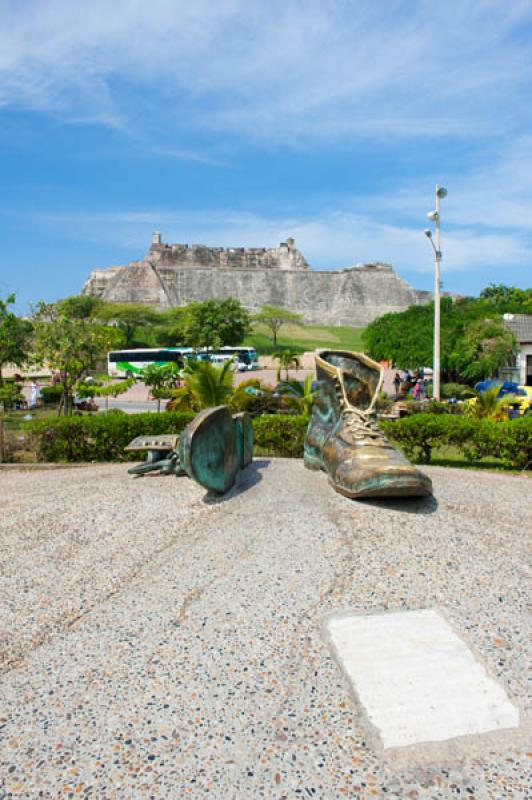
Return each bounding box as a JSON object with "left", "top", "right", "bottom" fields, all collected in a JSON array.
[{"left": 464, "top": 382, "right": 531, "bottom": 419}]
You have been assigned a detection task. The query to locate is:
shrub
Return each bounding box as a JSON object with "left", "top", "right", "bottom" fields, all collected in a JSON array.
[
  {"left": 30, "top": 411, "right": 194, "bottom": 462},
  {"left": 29, "top": 410, "right": 311, "bottom": 461},
  {"left": 0, "top": 380, "right": 24, "bottom": 410},
  {"left": 252, "top": 414, "right": 310, "bottom": 457},
  {"left": 381, "top": 413, "right": 532, "bottom": 469},
  {"left": 441, "top": 382, "right": 475, "bottom": 400},
  {"left": 40, "top": 385, "right": 63, "bottom": 404}
]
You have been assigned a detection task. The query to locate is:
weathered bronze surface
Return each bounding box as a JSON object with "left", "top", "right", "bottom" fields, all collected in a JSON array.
[
  {"left": 304, "top": 350, "right": 432, "bottom": 498},
  {"left": 233, "top": 411, "right": 253, "bottom": 470},
  {"left": 126, "top": 408, "right": 253, "bottom": 493},
  {"left": 179, "top": 406, "right": 238, "bottom": 494}
]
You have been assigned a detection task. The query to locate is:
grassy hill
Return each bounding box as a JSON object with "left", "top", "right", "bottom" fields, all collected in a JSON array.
[{"left": 245, "top": 323, "right": 365, "bottom": 354}]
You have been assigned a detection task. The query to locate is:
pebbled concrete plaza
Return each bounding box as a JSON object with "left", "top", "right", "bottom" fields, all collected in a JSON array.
[{"left": 0, "top": 461, "right": 530, "bottom": 798}]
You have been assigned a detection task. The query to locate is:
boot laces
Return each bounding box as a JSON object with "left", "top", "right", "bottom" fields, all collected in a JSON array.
[{"left": 336, "top": 372, "right": 386, "bottom": 444}]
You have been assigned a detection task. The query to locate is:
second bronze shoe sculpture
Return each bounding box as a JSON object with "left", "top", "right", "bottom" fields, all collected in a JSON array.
[{"left": 304, "top": 350, "right": 432, "bottom": 499}]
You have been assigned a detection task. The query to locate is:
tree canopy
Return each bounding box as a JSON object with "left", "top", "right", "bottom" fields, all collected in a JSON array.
[
  {"left": 180, "top": 298, "right": 251, "bottom": 348},
  {"left": 96, "top": 302, "right": 161, "bottom": 347},
  {"left": 32, "top": 302, "right": 121, "bottom": 414},
  {"left": 56, "top": 294, "right": 104, "bottom": 320},
  {"left": 253, "top": 305, "right": 303, "bottom": 348},
  {"left": 0, "top": 293, "right": 32, "bottom": 382},
  {"left": 362, "top": 286, "right": 529, "bottom": 384}
]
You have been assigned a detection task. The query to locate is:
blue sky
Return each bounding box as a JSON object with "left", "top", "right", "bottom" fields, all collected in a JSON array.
[{"left": 0, "top": 0, "right": 531, "bottom": 313}]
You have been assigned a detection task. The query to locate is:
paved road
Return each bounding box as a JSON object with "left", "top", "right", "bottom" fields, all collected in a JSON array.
[{"left": 1, "top": 462, "right": 529, "bottom": 797}]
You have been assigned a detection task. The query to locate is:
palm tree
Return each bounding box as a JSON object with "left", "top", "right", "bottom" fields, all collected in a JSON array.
[
  {"left": 273, "top": 349, "right": 301, "bottom": 381},
  {"left": 275, "top": 375, "right": 316, "bottom": 415},
  {"left": 467, "top": 386, "right": 509, "bottom": 420},
  {"left": 167, "top": 359, "right": 234, "bottom": 412}
]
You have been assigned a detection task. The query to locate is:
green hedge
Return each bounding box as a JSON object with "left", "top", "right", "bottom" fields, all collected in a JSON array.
[
  {"left": 252, "top": 414, "right": 310, "bottom": 457},
  {"left": 381, "top": 413, "right": 532, "bottom": 469},
  {"left": 30, "top": 411, "right": 195, "bottom": 462},
  {"left": 29, "top": 410, "right": 311, "bottom": 462},
  {"left": 28, "top": 410, "right": 532, "bottom": 469}
]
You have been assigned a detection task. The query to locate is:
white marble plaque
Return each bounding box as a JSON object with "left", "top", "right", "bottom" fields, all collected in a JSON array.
[{"left": 327, "top": 609, "right": 519, "bottom": 750}]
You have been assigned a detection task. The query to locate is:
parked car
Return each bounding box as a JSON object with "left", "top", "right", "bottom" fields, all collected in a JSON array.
[{"left": 465, "top": 380, "right": 531, "bottom": 417}]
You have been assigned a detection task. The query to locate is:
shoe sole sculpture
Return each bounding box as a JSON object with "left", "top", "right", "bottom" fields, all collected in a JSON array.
[
  {"left": 180, "top": 407, "right": 253, "bottom": 492},
  {"left": 127, "top": 407, "right": 253, "bottom": 494},
  {"left": 304, "top": 350, "right": 432, "bottom": 499}
]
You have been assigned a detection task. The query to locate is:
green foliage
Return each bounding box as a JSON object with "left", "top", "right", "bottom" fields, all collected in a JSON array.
[
  {"left": 30, "top": 411, "right": 195, "bottom": 462},
  {"left": 75, "top": 376, "right": 135, "bottom": 412},
  {"left": 56, "top": 294, "right": 104, "bottom": 319},
  {"left": 0, "top": 380, "right": 24, "bottom": 410},
  {"left": 40, "top": 384, "right": 64, "bottom": 404},
  {"left": 363, "top": 286, "right": 528, "bottom": 383},
  {"left": 448, "top": 318, "right": 516, "bottom": 382},
  {"left": 252, "top": 414, "right": 310, "bottom": 457},
  {"left": 168, "top": 360, "right": 234, "bottom": 412},
  {"left": 253, "top": 305, "right": 303, "bottom": 348},
  {"left": 141, "top": 363, "right": 182, "bottom": 411},
  {"left": 0, "top": 293, "right": 32, "bottom": 381},
  {"left": 464, "top": 386, "right": 508, "bottom": 420},
  {"left": 380, "top": 413, "right": 532, "bottom": 469},
  {"left": 273, "top": 349, "right": 301, "bottom": 380},
  {"left": 275, "top": 375, "right": 316, "bottom": 415},
  {"left": 149, "top": 308, "right": 187, "bottom": 347},
  {"left": 479, "top": 284, "right": 532, "bottom": 312},
  {"left": 97, "top": 302, "right": 160, "bottom": 347},
  {"left": 31, "top": 302, "right": 121, "bottom": 415},
  {"left": 440, "top": 382, "right": 475, "bottom": 400},
  {"left": 29, "top": 410, "right": 310, "bottom": 461},
  {"left": 180, "top": 297, "right": 251, "bottom": 348},
  {"left": 229, "top": 379, "right": 283, "bottom": 416}
]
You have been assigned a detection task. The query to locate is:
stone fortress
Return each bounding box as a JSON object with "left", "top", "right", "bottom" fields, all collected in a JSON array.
[{"left": 82, "top": 232, "right": 431, "bottom": 326}]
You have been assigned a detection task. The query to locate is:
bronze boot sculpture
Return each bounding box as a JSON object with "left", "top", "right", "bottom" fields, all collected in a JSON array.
[{"left": 304, "top": 350, "right": 432, "bottom": 498}]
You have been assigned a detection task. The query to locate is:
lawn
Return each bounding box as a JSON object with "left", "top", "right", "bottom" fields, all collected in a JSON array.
[
  {"left": 245, "top": 323, "right": 365, "bottom": 354},
  {"left": 426, "top": 445, "right": 529, "bottom": 475}
]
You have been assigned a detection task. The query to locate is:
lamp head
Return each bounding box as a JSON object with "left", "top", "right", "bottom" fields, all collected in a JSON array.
[
  {"left": 423, "top": 229, "right": 432, "bottom": 238},
  {"left": 427, "top": 210, "right": 439, "bottom": 221},
  {"left": 436, "top": 186, "right": 448, "bottom": 199}
]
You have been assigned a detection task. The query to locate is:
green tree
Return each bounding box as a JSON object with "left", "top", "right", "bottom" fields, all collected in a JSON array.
[
  {"left": 56, "top": 294, "right": 104, "bottom": 319},
  {"left": 0, "top": 380, "right": 24, "bottom": 411},
  {"left": 97, "top": 303, "right": 161, "bottom": 347},
  {"left": 362, "top": 286, "right": 529, "bottom": 382},
  {"left": 141, "top": 363, "right": 182, "bottom": 412},
  {"left": 32, "top": 302, "right": 121, "bottom": 415},
  {"left": 181, "top": 298, "right": 251, "bottom": 348},
  {"left": 75, "top": 375, "right": 135, "bottom": 413},
  {"left": 150, "top": 307, "right": 188, "bottom": 347},
  {"left": 167, "top": 360, "right": 234, "bottom": 412},
  {"left": 253, "top": 305, "right": 303, "bottom": 348},
  {"left": 0, "top": 293, "right": 32, "bottom": 383},
  {"left": 480, "top": 284, "right": 532, "bottom": 312},
  {"left": 273, "top": 349, "right": 301, "bottom": 380},
  {"left": 465, "top": 386, "right": 510, "bottom": 420},
  {"left": 449, "top": 318, "right": 517, "bottom": 383}
]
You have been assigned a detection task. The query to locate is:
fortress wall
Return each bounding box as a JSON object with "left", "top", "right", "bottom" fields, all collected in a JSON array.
[{"left": 84, "top": 264, "right": 426, "bottom": 327}]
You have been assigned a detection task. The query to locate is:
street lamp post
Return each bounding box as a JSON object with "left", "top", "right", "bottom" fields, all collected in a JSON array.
[{"left": 424, "top": 185, "right": 447, "bottom": 401}]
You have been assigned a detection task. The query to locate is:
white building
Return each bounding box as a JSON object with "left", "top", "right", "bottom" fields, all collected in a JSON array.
[{"left": 503, "top": 314, "right": 532, "bottom": 386}]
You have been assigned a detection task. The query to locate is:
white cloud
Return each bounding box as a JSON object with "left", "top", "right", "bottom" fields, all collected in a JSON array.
[
  {"left": 0, "top": 0, "right": 530, "bottom": 143},
  {"left": 23, "top": 203, "right": 529, "bottom": 283}
]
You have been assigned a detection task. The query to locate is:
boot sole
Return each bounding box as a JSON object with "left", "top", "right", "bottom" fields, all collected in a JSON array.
[
  {"left": 329, "top": 473, "right": 433, "bottom": 499},
  {"left": 179, "top": 406, "right": 253, "bottom": 494}
]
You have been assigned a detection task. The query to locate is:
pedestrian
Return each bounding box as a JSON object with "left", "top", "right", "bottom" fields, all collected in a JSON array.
[
  {"left": 393, "top": 371, "right": 402, "bottom": 398},
  {"left": 29, "top": 380, "right": 41, "bottom": 408}
]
